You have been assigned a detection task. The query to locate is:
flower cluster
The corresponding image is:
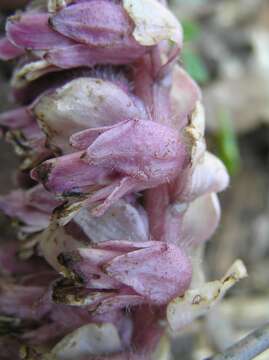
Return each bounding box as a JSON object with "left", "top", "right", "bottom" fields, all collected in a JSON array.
[{"left": 0, "top": 1, "right": 246, "bottom": 359}]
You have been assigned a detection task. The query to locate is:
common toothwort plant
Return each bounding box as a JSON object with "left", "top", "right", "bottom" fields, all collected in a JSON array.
[{"left": 0, "top": 1, "right": 247, "bottom": 359}]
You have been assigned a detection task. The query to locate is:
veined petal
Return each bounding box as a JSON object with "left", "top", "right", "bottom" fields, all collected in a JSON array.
[
  {"left": 106, "top": 242, "right": 192, "bottom": 304},
  {"left": 31, "top": 151, "right": 111, "bottom": 196},
  {"left": 6, "top": 13, "right": 74, "bottom": 50},
  {"left": 85, "top": 119, "right": 187, "bottom": 182},
  {"left": 51, "top": 1, "right": 134, "bottom": 47},
  {"left": 46, "top": 41, "right": 147, "bottom": 69}
]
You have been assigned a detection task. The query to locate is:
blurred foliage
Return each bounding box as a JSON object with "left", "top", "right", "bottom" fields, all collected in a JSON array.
[
  {"left": 181, "top": 48, "right": 209, "bottom": 84},
  {"left": 216, "top": 110, "right": 241, "bottom": 176},
  {"left": 181, "top": 19, "right": 200, "bottom": 42},
  {"left": 181, "top": 20, "right": 210, "bottom": 84},
  {"left": 181, "top": 19, "right": 240, "bottom": 175}
]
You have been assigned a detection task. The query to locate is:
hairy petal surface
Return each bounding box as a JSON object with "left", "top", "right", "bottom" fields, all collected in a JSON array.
[
  {"left": 61, "top": 241, "right": 192, "bottom": 306},
  {"left": 106, "top": 242, "right": 192, "bottom": 304}
]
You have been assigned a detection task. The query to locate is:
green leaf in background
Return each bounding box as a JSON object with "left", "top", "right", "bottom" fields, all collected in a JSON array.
[
  {"left": 216, "top": 109, "right": 241, "bottom": 176},
  {"left": 181, "top": 19, "right": 201, "bottom": 42},
  {"left": 181, "top": 48, "right": 209, "bottom": 84}
]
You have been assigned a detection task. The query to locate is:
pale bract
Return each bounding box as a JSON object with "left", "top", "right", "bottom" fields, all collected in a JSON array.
[
  {"left": 167, "top": 260, "right": 248, "bottom": 331},
  {"left": 123, "top": 0, "right": 183, "bottom": 46}
]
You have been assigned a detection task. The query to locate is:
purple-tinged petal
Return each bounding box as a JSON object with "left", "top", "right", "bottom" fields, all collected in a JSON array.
[
  {"left": 33, "top": 118, "right": 190, "bottom": 216},
  {"left": 177, "top": 151, "right": 230, "bottom": 203},
  {"left": 26, "top": 184, "right": 62, "bottom": 213},
  {"left": 85, "top": 177, "right": 141, "bottom": 217},
  {"left": 46, "top": 42, "right": 147, "bottom": 68},
  {"left": 60, "top": 247, "right": 123, "bottom": 289},
  {"left": 33, "top": 77, "right": 145, "bottom": 152},
  {"left": 181, "top": 193, "right": 221, "bottom": 247},
  {"left": 0, "top": 107, "right": 34, "bottom": 131},
  {"left": 163, "top": 193, "right": 221, "bottom": 246},
  {"left": 70, "top": 122, "right": 124, "bottom": 150},
  {"left": 97, "top": 240, "right": 155, "bottom": 252},
  {"left": 71, "top": 200, "right": 149, "bottom": 244},
  {"left": 6, "top": 13, "right": 74, "bottom": 50},
  {"left": 105, "top": 242, "right": 192, "bottom": 304},
  {"left": 85, "top": 119, "right": 187, "bottom": 181},
  {"left": 0, "top": 242, "right": 49, "bottom": 276},
  {"left": 0, "top": 37, "right": 25, "bottom": 60},
  {"left": 51, "top": 1, "right": 134, "bottom": 47},
  {"left": 31, "top": 151, "right": 112, "bottom": 195},
  {"left": 95, "top": 293, "right": 145, "bottom": 314},
  {"left": 171, "top": 65, "right": 201, "bottom": 130},
  {"left": 0, "top": 190, "right": 49, "bottom": 232},
  {"left": 0, "top": 185, "right": 60, "bottom": 234},
  {"left": 145, "top": 184, "right": 170, "bottom": 241},
  {"left": 0, "top": 282, "right": 45, "bottom": 320}
]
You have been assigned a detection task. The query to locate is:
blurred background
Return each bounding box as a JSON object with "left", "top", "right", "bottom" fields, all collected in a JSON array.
[
  {"left": 170, "top": 1, "right": 269, "bottom": 359},
  {"left": 0, "top": 0, "right": 269, "bottom": 359}
]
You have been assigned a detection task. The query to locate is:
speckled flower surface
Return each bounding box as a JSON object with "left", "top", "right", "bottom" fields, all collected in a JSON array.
[{"left": 0, "top": 1, "right": 246, "bottom": 359}]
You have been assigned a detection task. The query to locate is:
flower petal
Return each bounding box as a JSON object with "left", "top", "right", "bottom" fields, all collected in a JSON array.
[
  {"left": 6, "top": 13, "right": 74, "bottom": 50},
  {"left": 167, "top": 260, "right": 247, "bottom": 331},
  {"left": 171, "top": 65, "right": 201, "bottom": 130},
  {"left": 0, "top": 37, "right": 24, "bottom": 60},
  {"left": 51, "top": 1, "right": 134, "bottom": 47},
  {"left": 123, "top": 0, "right": 183, "bottom": 46},
  {"left": 51, "top": 323, "right": 123, "bottom": 359},
  {"left": 46, "top": 42, "right": 147, "bottom": 69},
  {"left": 71, "top": 200, "right": 149, "bottom": 243},
  {"left": 33, "top": 78, "right": 143, "bottom": 152},
  {"left": 178, "top": 151, "right": 229, "bottom": 202},
  {"left": 106, "top": 242, "right": 192, "bottom": 304}
]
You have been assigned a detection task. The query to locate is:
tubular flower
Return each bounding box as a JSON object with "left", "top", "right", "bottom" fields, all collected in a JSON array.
[
  {"left": 0, "top": 0, "right": 246, "bottom": 359},
  {"left": 55, "top": 240, "right": 192, "bottom": 312}
]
